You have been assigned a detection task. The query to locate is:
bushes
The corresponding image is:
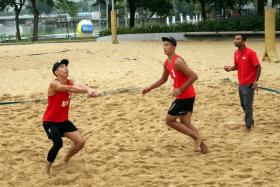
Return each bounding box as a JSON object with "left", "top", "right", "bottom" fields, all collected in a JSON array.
[{"left": 99, "top": 16, "right": 280, "bottom": 36}]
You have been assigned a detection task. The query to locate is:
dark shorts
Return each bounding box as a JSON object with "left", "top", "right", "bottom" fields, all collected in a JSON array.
[
  {"left": 168, "top": 97, "right": 195, "bottom": 116},
  {"left": 43, "top": 120, "right": 78, "bottom": 139}
]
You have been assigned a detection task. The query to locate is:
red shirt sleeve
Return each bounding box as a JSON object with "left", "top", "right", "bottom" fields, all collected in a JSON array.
[{"left": 250, "top": 51, "right": 260, "bottom": 66}]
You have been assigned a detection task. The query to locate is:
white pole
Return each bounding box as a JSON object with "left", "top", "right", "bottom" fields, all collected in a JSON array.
[
  {"left": 172, "top": 16, "right": 176, "bottom": 24},
  {"left": 112, "top": 0, "right": 114, "bottom": 11},
  {"left": 166, "top": 17, "right": 170, "bottom": 25},
  {"left": 186, "top": 15, "right": 190, "bottom": 23},
  {"left": 268, "top": 0, "right": 272, "bottom": 7},
  {"left": 180, "top": 13, "right": 183, "bottom": 23},
  {"left": 191, "top": 15, "right": 195, "bottom": 24}
]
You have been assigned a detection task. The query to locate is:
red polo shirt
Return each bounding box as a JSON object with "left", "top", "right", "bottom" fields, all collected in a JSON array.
[{"left": 234, "top": 46, "right": 260, "bottom": 85}]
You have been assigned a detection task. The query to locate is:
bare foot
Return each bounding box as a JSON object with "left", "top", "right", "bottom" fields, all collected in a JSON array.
[
  {"left": 245, "top": 126, "right": 252, "bottom": 133},
  {"left": 43, "top": 161, "right": 52, "bottom": 176},
  {"left": 42, "top": 167, "right": 51, "bottom": 177},
  {"left": 194, "top": 137, "right": 203, "bottom": 152},
  {"left": 63, "top": 156, "right": 70, "bottom": 164},
  {"left": 42, "top": 170, "right": 50, "bottom": 177},
  {"left": 200, "top": 141, "right": 209, "bottom": 154}
]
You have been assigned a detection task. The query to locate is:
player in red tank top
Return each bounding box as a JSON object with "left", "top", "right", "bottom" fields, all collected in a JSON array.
[
  {"left": 42, "top": 59, "right": 97, "bottom": 176},
  {"left": 142, "top": 36, "right": 208, "bottom": 154}
]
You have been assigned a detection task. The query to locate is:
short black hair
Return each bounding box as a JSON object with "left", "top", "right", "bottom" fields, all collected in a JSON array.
[{"left": 235, "top": 33, "right": 247, "bottom": 41}]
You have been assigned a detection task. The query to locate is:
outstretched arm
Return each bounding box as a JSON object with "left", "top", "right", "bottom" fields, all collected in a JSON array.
[
  {"left": 49, "top": 80, "right": 97, "bottom": 97},
  {"left": 142, "top": 64, "right": 169, "bottom": 95}
]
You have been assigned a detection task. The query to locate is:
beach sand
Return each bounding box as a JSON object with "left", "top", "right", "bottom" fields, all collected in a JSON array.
[{"left": 0, "top": 40, "right": 280, "bottom": 186}]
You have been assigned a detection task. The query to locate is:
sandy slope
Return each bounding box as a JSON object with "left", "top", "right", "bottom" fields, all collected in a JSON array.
[{"left": 0, "top": 40, "right": 279, "bottom": 186}]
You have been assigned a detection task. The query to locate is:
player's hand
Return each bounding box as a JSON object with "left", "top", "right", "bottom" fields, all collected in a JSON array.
[
  {"left": 172, "top": 88, "right": 182, "bottom": 97},
  {"left": 87, "top": 89, "right": 98, "bottom": 97},
  {"left": 252, "top": 82, "right": 258, "bottom": 93},
  {"left": 142, "top": 86, "right": 152, "bottom": 96},
  {"left": 224, "top": 66, "right": 231, "bottom": 72}
]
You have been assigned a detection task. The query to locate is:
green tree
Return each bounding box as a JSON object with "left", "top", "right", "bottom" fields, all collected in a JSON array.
[
  {"left": 140, "top": 0, "right": 173, "bottom": 17},
  {"left": 29, "top": 0, "right": 54, "bottom": 41},
  {"left": 37, "top": 0, "right": 54, "bottom": 15},
  {"left": 256, "top": 0, "right": 280, "bottom": 16},
  {"left": 67, "top": 1, "right": 78, "bottom": 37},
  {"left": 256, "top": 0, "right": 264, "bottom": 16},
  {"left": 127, "top": 0, "right": 173, "bottom": 27},
  {"left": 234, "top": 0, "right": 253, "bottom": 16},
  {"left": 30, "top": 0, "right": 39, "bottom": 41},
  {"left": 198, "top": 0, "right": 207, "bottom": 20},
  {"left": 0, "top": 0, "right": 26, "bottom": 40},
  {"left": 211, "top": 0, "right": 235, "bottom": 18},
  {"left": 56, "top": 0, "right": 70, "bottom": 38},
  {"left": 93, "top": 0, "right": 117, "bottom": 28},
  {"left": 127, "top": 0, "right": 136, "bottom": 27},
  {"left": 56, "top": 0, "right": 78, "bottom": 38},
  {"left": 181, "top": 0, "right": 211, "bottom": 20}
]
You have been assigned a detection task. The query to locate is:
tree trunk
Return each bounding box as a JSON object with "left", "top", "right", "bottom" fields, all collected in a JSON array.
[
  {"left": 108, "top": 7, "right": 112, "bottom": 28},
  {"left": 13, "top": 0, "right": 26, "bottom": 41},
  {"left": 257, "top": 0, "right": 264, "bottom": 16},
  {"left": 223, "top": 1, "right": 228, "bottom": 19},
  {"left": 222, "top": 8, "right": 226, "bottom": 19},
  {"left": 15, "top": 9, "right": 21, "bottom": 40},
  {"left": 199, "top": 0, "right": 206, "bottom": 20},
  {"left": 128, "top": 0, "right": 136, "bottom": 27},
  {"left": 31, "top": 0, "right": 39, "bottom": 42},
  {"left": 238, "top": 8, "right": 242, "bottom": 16}
]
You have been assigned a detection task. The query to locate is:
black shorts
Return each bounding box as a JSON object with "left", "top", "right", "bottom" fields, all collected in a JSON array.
[
  {"left": 168, "top": 97, "right": 195, "bottom": 116},
  {"left": 43, "top": 120, "right": 78, "bottom": 139}
]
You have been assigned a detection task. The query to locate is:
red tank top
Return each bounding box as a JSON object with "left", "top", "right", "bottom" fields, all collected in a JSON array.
[
  {"left": 43, "top": 80, "right": 72, "bottom": 122},
  {"left": 165, "top": 54, "right": 196, "bottom": 99}
]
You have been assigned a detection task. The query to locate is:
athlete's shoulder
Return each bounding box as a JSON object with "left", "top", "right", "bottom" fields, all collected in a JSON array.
[
  {"left": 67, "top": 79, "right": 74, "bottom": 85},
  {"left": 50, "top": 79, "right": 60, "bottom": 86},
  {"left": 174, "top": 56, "right": 185, "bottom": 65},
  {"left": 246, "top": 47, "right": 257, "bottom": 54}
]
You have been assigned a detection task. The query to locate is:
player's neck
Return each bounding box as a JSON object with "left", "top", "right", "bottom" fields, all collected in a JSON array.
[
  {"left": 238, "top": 45, "right": 245, "bottom": 52},
  {"left": 167, "top": 52, "right": 176, "bottom": 60},
  {"left": 56, "top": 76, "right": 68, "bottom": 84}
]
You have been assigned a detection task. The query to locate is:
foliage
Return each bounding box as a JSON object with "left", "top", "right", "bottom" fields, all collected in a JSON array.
[{"left": 99, "top": 16, "right": 280, "bottom": 36}]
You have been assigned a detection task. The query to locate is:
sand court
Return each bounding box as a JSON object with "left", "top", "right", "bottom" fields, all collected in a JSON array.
[{"left": 0, "top": 40, "right": 280, "bottom": 186}]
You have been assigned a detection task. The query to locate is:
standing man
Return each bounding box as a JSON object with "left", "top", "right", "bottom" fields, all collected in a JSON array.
[
  {"left": 142, "top": 36, "right": 208, "bottom": 154},
  {"left": 43, "top": 59, "right": 97, "bottom": 175},
  {"left": 224, "top": 34, "right": 261, "bottom": 130}
]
